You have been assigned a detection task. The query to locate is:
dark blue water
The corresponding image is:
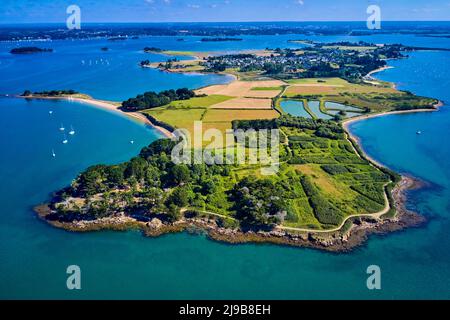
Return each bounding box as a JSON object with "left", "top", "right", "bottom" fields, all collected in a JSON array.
[{"left": 1, "top": 31, "right": 450, "bottom": 299}]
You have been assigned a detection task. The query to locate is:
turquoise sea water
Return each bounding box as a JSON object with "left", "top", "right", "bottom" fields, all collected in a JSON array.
[{"left": 1, "top": 31, "right": 450, "bottom": 299}]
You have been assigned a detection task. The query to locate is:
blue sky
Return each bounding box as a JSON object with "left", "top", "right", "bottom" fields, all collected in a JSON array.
[{"left": 1, "top": 0, "right": 449, "bottom": 23}]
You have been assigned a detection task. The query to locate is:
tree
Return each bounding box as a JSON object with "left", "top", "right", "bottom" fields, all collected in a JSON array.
[
  {"left": 166, "top": 204, "right": 182, "bottom": 222},
  {"left": 121, "top": 88, "right": 196, "bottom": 112},
  {"left": 263, "top": 62, "right": 284, "bottom": 75},
  {"left": 166, "top": 186, "right": 193, "bottom": 208},
  {"left": 144, "top": 165, "right": 161, "bottom": 187},
  {"left": 104, "top": 165, "right": 125, "bottom": 187},
  {"left": 124, "top": 157, "right": 148, "bottom": 181},
  {"left": 176, "top": 88, "right": 195, "bottom": 100},
  {"left": 77, "top": 165, "right": 107, "bottom": 196},
  {"left": 201, "top": 179, "right": 217, "bottom": 195},
  {"left": 140, "top": 139, "right": 176, "bottom": 159},
  {"left": 171, "top": 164, "right": 191, "bottom": 185}
]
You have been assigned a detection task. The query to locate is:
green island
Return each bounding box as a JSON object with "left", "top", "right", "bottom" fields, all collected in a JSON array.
[
  {"left": 33, "top": 41, "right": 440, "bottom": 251},
  {"left": 10, "top": 46, "right": 53, "bottom": 54}
]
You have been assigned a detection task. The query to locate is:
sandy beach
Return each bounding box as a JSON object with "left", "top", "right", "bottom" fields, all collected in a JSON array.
[
  {"left": 17, "top": 95, "right": 175, "bottom": 139},
  {"left": 366, "top": 65, "right": 394, "bottom": 79}
]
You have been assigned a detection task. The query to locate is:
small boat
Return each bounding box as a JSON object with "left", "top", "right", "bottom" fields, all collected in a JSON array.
[
  {"left": 130, "top": 140, "right": 135, "bottom": 144},
  {"left": 416, "top": 131, "right": 422, "bottom": 135},
  {"left": 62, "top": 134, "right": 68, "bottom": 144},
  {"left": 49, "top": 111, "right": 53, "bottom": 115},
  {"left": 69, "top": 126, "right": 75, "bottom": 135},
  {"left": 59, "top": 123, "right": 65, "bottom": 131},
  {"left": 52, "top": 149, "right": 56, "bottom": 157}
]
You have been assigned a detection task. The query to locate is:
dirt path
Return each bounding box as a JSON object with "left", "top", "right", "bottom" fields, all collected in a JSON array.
[{"left": 277, "top": 182, "right": 390, "bottom": 233}]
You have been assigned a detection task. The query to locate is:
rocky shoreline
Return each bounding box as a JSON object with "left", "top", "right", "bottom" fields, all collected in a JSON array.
[
  {"left": 30, "top": 64, "right": 437, "bottom": 252},
  {"left": 34, "top": 175, "right": 425, "bottom": 252}
]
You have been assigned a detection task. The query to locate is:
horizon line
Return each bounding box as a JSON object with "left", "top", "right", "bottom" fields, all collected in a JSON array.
[{"left": 1, "top": 20, "right": 450, "bottom": 25}]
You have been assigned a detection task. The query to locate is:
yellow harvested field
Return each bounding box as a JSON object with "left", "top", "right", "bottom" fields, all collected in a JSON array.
[
  {"left": 203, "top": 109, "right": 279, "bottom": 122},
  {"left": 285, "top": 79, "right": 398, "bottom": 96},
  {"left": 200, "top": 122, "right": 235, "bottom": 147},
  {"left": 210, "top": 97, "right": 273, "bottom": 109},
  {"left": 196, "top": 80, "right": 285, "bottom": 98},
  {"left": 246, "top": 90, "right": 282, "bottom": 98},
  {"left": 286, "top": 86, "right": 339, "bottom": 95},
  {"left": 201, "top": 121, "right": 233, "bottom": 133}
]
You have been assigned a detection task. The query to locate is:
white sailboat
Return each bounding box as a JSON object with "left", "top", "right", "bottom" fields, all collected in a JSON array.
[
  {"left": 69, "top": 125, "right": 75, "bottom": 135},
  {"left": 52, "top": 149, "right": 56, "bottom": 157},
  {"left": 49, "top": 111, "right": 53, "bottom": 115},
  {"left": 130, "top": 140, "right": 135, "bottom": 144},
  {"left": 62, "top": 134, "right": 68, "bottom": 144},
  {"left": 59, "top": 123, "right": 65, "bottom": 131}
]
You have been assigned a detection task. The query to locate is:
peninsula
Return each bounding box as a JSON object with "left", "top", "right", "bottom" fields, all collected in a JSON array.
[{"left": 33, "top": 41, "right": 440, "bottom": 251}]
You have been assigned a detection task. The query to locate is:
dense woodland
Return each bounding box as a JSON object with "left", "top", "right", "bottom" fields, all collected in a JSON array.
[
  {"left": 121, "top": 88, "right": 196, "bottom": 111},
  {"left": 22, "top": 89, "right": 79, "bottom": 97}
]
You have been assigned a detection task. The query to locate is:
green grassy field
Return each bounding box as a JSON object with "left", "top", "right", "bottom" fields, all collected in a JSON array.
[
  {"left": 163, "top": 95, "right": 233, "bottom": 109},
  {"left": 144, "top": 108, "right": 206, "bottom": 133}
]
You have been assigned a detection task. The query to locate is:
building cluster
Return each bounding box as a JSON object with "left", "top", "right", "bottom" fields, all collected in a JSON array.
[{"left": 202, "top": 44, "right": 390, "bottom": 79}]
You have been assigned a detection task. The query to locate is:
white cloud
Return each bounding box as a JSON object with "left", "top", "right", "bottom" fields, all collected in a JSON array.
[
  {"left": 188, "top": 4, "right": 200, "bottom": 9},
  {"left": 296, "top": 0, "right": 304, "bottom": 5}
]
